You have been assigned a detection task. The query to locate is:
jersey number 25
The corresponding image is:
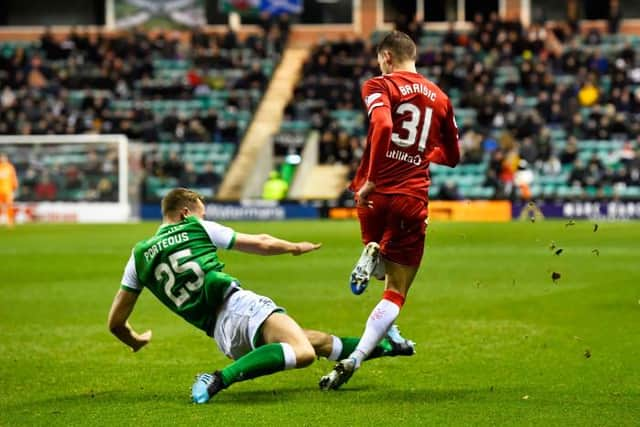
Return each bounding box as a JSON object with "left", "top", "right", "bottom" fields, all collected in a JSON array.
[
  {"left": 391, "top": 103, "right": 433, "bottom": 152},
  {"left": 155, "top": 249, "right": 204, "bottom": 307}
]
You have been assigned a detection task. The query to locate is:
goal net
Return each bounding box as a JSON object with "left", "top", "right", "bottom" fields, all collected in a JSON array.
[{"left": 0, "top": 135, "right": 130, "bottom": 223}]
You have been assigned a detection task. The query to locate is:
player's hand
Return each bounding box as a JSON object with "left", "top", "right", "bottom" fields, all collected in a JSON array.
[
  {"left": 356, "top": 181, "right": 376, "bottom": 208},
  {"left": 292, "top": 242, "right": 322, "bottom": 255},
  {"left": 132, "top": 330, "right": 152, "bottom": 352}
]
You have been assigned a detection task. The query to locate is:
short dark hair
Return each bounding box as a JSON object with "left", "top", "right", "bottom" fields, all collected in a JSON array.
[
  {"left": 161, "top": 188, "right": 204, "bottom": 217},
  {"left": 377, "top": 30, "right": 417, "bottom": 62}
]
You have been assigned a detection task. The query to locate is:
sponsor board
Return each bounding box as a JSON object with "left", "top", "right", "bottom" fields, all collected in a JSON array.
[
  {"left": 14, "top": 202, "right": 130, "bottom": 223},
  {"left": 513, "top": 200, "right": 640, "bottom": 220},
  {"left": 141, "top": 202, "right": 319, "bottom": 220},
  {"left": 329, "top": 201, "right": 512, "bottom": 222},
  {"left": 206, "top": 203, "right": 286, "bottom": 221},
  {"left": 207, "top": 202, "right": 318, "bottom": 220}
]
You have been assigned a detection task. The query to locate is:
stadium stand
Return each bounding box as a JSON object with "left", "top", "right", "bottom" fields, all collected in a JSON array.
[
  {"left": 280, "top": 13, "right": 640, "bottom": 202},
  {"left": 2, "top": 12, "right": 640, "bottom": 204},
  {"left": 0, "top": 16, "right": 288, "bottom": 202}
]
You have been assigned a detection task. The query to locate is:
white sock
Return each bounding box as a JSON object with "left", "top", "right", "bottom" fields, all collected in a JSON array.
[
  {"left": 280, "top": 342, "right": 297, "bottom": 370},
  {"left": 350, "top": 299, "right": 401, "bottom": 367},
  {"left": 328, "top": 335, "right": 343, "bottom": 361}
]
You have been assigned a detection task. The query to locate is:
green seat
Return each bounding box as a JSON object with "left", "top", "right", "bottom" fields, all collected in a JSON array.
[
  {"left": 550, "top": 128, "right": 566, "bottom": 140},
  {"left": 457, "top": 186, "right": 472, "bottom": 198},
  {"left": 430, "top": 164, "right": 447, "bottom": 176},
  {"left": 530, "top": 185, "right": 542, "bottom": 198},
  {"left": 543, "top": 185, "right": 556, "bottom": 198},
  {"left": 557, "top": 185, "right": 583, "bottom": 198},
  {"left": 280, "top": 120, "right": 310, "bottom": 132},
  {"left": 455, "top": 175, "right": 476, "bottom": 187},
  {"left": 330, "top": 110, "right": 359, "bottom": 120},
  {"left": 619, "top": 186, "right": 640, "bottom": 198},
  {"left": 193, "top": 187, "right": 214, "bottom": 197},
  {"left": 480, "top": 187, "right": 495, "bottom": 199},
  {"left": 428, "top": 186, "right": 440, "bottom": 198}
]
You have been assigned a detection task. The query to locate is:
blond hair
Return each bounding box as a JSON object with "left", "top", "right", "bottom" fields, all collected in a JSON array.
[{"left": 161, "top": 188, "right": 204, "bottom": 217}]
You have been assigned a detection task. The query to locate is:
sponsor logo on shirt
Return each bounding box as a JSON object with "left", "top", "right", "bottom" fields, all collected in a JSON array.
[{"left": 386, "top": 149, "right": 422, "bottom": 166}]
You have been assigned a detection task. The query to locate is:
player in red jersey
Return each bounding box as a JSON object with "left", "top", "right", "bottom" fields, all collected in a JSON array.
[{"left": 320, "top": 31, "right": 460, "bottom": 390}]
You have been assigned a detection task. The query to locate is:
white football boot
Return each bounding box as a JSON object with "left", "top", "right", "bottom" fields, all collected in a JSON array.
[
  {"left": 350, "top": 242, "right": 381, "bottom": 295},
  {"left": 319, "top": 357, "right": 358, "bottom": 391}
]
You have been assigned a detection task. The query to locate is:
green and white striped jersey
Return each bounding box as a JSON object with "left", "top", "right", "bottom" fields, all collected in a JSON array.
[{"left": 120, "top": 216, "right": 239, "bottom": 334}]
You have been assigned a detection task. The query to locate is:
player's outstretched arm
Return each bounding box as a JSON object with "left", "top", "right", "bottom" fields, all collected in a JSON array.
[
  {"left": 108, "top": 289, "right": 152, "bottom": 352},
  {"left": 233, "top": 233, "right": 321, "bottom": 256}
]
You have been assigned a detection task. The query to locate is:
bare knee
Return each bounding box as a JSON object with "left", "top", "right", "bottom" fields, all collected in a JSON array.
[
  {"left": 304, "top": 329, "right": 333, "bottom": 358},
  {"left": 259, "top": 313, "right": 317, "bottom": 367}
]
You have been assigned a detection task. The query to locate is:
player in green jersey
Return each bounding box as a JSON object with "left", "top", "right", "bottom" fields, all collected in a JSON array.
[{"left": 108, "top": 188, "right": 415, "bottom": 403}]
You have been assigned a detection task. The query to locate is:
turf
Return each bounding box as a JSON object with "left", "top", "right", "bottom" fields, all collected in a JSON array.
[{"left": 0, "top": 220, "right": 638, "bottom": 426}]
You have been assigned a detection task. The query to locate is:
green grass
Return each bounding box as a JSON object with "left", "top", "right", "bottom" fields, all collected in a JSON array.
[{"left": 1, "top": 220, "right": 639, "bottom": 426}]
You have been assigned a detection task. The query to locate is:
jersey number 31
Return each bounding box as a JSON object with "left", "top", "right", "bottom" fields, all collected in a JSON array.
[
  {"left": 391, "top": 103, "right": 433, "bottom": 152},
  {"left": 155, "top": 249, "right": 204, "bottom": 307}
]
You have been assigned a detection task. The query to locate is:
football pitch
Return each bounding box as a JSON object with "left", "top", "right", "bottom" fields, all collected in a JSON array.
[{"left": 1, "top": 220, "right": 638, "bottom": 426}]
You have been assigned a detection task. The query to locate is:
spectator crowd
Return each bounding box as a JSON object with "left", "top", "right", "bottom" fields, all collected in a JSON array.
[
  {"left": 2, "top": 11, "right": 640, "bottom": 202},
  {"left": 0, "top": 13, "right": 289, "bottom": 202},
  {"left": 283, "top": 12, "right": 640, "bottom": 201}
]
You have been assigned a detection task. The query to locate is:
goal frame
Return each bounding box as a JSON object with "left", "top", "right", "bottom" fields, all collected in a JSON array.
[{"left": 0, "top": 134, "right": 130, "bottom": 223}]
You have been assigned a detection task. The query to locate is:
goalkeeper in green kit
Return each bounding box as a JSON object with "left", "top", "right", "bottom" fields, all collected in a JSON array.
[{"left": 108, "top": 188, "right": 415, "bottom": 403}]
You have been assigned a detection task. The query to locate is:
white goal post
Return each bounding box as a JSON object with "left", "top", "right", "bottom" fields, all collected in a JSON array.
[{"left": 0, "top": 134, "right": 131, "bottom": 223}]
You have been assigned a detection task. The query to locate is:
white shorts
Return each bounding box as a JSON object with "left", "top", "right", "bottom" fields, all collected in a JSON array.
[{"left": 213, "top": 289, "right": 283, "bottom": 360}]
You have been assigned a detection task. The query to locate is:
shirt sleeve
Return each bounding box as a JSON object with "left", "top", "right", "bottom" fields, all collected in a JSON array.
[
  {"left": 361, "top": 78, "right": 391, "bottom": 117},
  {"left": 200, "top": 219, "right": 236, "bottom": 249},
  {"left": 362, "top": 78, "right": 393, "bottom": 184},
  {"left": 120, "top": 253, "right": 142, "bottom": 294},
  {"left": 439, "top": 99, "right": 461, "bottom": 166},
  {"left": 428, "top": 99, "right": 460, "bottom": 167}
]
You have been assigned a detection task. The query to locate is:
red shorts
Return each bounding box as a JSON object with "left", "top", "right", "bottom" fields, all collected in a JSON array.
[{"left": 357, "top": 193, "right": 428, "bottom": 267}]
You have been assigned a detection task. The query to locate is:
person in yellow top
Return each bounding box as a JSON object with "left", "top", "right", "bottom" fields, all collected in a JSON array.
[
  {"left": 0, "top": 153, "right": 18, "bottom": 227},
  {"left": 578, "top": 81, "right": 599, "bottom": 107},
  {"left": 262, "top": 170, "right": 288, "bottom": 201}
]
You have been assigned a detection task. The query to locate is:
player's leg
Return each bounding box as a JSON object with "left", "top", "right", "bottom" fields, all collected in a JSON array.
[
  {"left": 260, "top": 312, "right": 316, "bottom": 367},
  {"left": 192, "top": 291, "right": 314, "bottom": 403},
  {"left": 348, "top": 195, "right": 426, "bottom": 364},
  {"left": 347, "top": 260, "right": 418, "bottom": 362},
  {"left": 305, "top": 328, "right": 415, "bottom": 361},
  {"left": 319, "top": 268, "right": 416, "bottom": 391},
  {"left": 349, "top": 194, "right": 386, "bottom": 295},
  {"left": 321, "top": 196, "right": 426, "bottom": 390},
  {"left": 0, "top": 194, "right": 7, "bottom": 226},
  {"left": 6, "top": 193, "right": 14, "bottom": 227}
]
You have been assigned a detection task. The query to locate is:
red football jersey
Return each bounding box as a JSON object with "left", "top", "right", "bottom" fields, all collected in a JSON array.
[{"left": 350, "top": 70, "right": 460, "bottom": 202}]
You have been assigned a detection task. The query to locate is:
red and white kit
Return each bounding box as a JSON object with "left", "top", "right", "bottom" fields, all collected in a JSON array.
[{"left": 351, "top": 70, "right": 460, "bottom": 266}]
